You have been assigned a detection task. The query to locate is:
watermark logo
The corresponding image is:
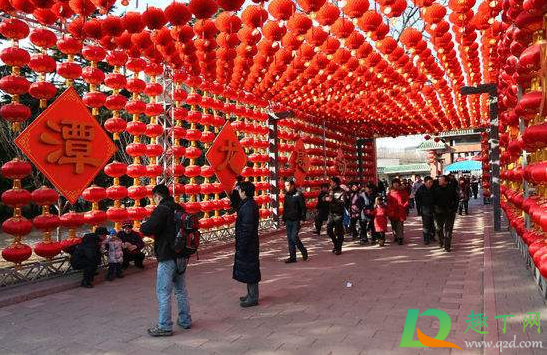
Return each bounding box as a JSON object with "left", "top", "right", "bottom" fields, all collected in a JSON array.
[
  {"left": 400, "top": 308, "right": 462, "bottom": 350},
  {"left": 400, "top": 308, "right": 542, "bottom": 350}
]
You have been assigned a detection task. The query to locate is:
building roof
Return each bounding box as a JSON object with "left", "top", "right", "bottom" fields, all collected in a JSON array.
[
  {"left": 377, "top": 163, "right": 431, "bottom": 175},
  {"left": 416, "top": 140, "right": 450, "bottom": 151},
  {"left": 444, "top": 160, "right": 482, "bottom": 173},
  {"left": 439, "top": 129, "right": 483, "bottom": 137}
]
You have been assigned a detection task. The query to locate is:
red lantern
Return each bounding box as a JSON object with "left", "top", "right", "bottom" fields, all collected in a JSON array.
[
  {"left": 107, "top": 207, "right": 129, "bottom": 223},
  {"left": 59, "top": 211, "right": 85, "bottom": 248},
  {"left": 2, "top": 243, "right": 33, "bottom": 265},
  {"left": 83, "top": 209, "right": 107, "bottom": 227},
  {"left": 1, "top": 188, "right": 32, "bottom": 208},
  {"left": 0, "top": 102, "right": 31, "bottom": 126}
]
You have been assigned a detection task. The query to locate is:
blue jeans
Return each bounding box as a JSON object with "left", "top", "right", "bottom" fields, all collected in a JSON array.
[
  {"left": 156, "top": 259, "right": 191, "bottom": 331},
  {"left": 286, "top": 220, "right": 306, "bottom": 259}
]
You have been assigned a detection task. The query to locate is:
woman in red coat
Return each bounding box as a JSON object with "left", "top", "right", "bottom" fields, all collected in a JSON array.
[{"left": 386, "top": 178, "right": 410, "bottom": 245}]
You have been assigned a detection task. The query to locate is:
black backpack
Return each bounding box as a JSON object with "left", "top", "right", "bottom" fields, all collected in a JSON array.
[{"left": 172, "top": 210, "right": 200, "bottom": 259}]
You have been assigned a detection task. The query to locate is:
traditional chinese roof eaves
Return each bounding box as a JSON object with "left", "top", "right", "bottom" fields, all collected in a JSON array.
[
  {"left": 377, "top": 163, "right": 431, "bottom": 175},
  {"left": 416, "top": 140, "right": 450, "bottom": 151},
  {"left": 438, "top": 129, "right": 483, "bottom": 138}
]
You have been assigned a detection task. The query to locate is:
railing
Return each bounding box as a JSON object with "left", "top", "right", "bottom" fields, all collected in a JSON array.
[{"left": 0, "top": 219, "right": 276, "bottom": 288}]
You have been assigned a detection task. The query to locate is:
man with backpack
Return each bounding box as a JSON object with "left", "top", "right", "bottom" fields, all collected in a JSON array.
[
  {"left": 282, "top": 178, "right": 308, "bottom": 263},
  {"left": 70, "top": 226, "right": 108, "bottom": 288},
  {"left": 140, "top": 184, "right": 191, "bottom": 337}
]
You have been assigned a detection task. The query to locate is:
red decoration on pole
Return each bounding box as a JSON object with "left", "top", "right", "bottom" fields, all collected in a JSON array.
[
  {"left": 206, "top": 122, "right": 248, "bottom": 195},
  {"left": 14, "top": 87, "right": 117, "bottom": 204}
]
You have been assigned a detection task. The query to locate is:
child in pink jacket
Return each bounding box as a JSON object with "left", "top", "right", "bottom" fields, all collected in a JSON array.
[{"left": 373, "top": 196, "right": 388, "bottom": 247}]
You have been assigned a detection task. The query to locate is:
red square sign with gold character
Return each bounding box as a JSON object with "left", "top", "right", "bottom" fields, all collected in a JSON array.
[
  {"left": 15, "top": 87, "right": 116, "bottom": 204},
  {"left": 289, "top": 138, "right": 310, "bottom": 185},
  {"left": 336, "top": 148, "right": 348, "bottom": 176},
  {"left": 206, "top": 122, "right": 247, "bottom": 195}
]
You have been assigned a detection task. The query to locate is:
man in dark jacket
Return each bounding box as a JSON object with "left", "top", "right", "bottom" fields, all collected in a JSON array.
[
  {"left": 415, "top": 176, "right": 435, "bottom": 245},
  {"left": 314, "top": 183, "right": 330, "bottom": 235},
  {"left": 118, "top": 220, "right": 145, "bottom": 269},
  {"left": 73, "top": 227, "right": 107, "bottom": 288},
  {"left": 433, "top": 176, "right": 459, "bottom": 252},
  {"left": 282, "top": 179, "right": 308, "bottom": 263},
  {"left": 360, "top": 182, "right": 377, "bottom": 245},
  {"left": 458, "top": 177, "right": 471, "bottom": 215},
  {"left": 471, "top": 176, "right": 479, "bottom": 199},
  {"left": 326, "top": 177, "right": 348, "bottom": 255},
  {"left": 140, "top": 184, "right": 191, "bottom": 337},
  {"left": 233, "top": 181, "right": 261, "bottom": 307}
]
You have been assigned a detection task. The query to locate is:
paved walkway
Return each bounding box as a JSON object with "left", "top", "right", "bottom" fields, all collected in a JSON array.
[{"left": 0, "top": 200, "right": 545, "bottom": 355}]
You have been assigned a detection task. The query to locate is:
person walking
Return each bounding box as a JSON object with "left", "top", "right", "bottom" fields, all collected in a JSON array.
[
  {"left": 433, "top": 175, "right": 459, "bottom": 252},
  {"left": 360, "top": 182, "right": 377, "bottom": 245},
  {"left": 386, "top": 178, "right": 409, "bottom": 245},
  {"left": 458, "top": 177, "right": 471, "bottom": 215},
  {"left": 313, "top": 183, "right": 330, "bottom": 235},
  {"left": 282, "top": 179, "right": 308, "bottom": 263},
  {"left": 141, "top": 184, "right": 191, "bottom": 337},
  {"left": 233, "top": 181, "right": 261, "bottom": 307},
  {"left": 415, "top": 176, "right": 436, "bottom": 245},
  {"left": 326, "top": 177, "right": 347, "bottom": 255},
  {"left": 348, "top": 182, "right": 364, "bottom": 241},
  {"left": 471, "top": 176, "right": 479, "bottom": 199},
  {"left": 411, "top": 176, "right": 424, "bottom": 216}
]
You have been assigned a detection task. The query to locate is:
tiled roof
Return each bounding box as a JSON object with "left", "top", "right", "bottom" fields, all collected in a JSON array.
[
  {"left": 377, "top": 163, "right": 431, "bottom": 174},
  {"left": 416, "top": 140, "right": 449, "bottom": 150},
  {"left": 439, "top": 129, "right": 482, "bottom": 137}
]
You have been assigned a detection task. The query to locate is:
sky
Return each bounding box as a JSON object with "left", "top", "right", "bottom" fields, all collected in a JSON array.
[{"left": 376, "top": 134, "right": 423, "bottom": 150}]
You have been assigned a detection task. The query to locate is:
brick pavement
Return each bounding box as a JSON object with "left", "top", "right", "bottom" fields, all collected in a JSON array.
[{"left": 0, "top": 199, "right": 545, "bottom": 355}]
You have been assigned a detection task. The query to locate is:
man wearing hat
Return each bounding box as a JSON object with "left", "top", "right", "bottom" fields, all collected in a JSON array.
[{"left": 118, "top": 220, "right": 145, "bottom": 269}]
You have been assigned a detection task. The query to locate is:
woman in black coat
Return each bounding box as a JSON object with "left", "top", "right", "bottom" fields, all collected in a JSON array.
[{"left": 233, "top": 181, "right": 261, "bottom": 307}]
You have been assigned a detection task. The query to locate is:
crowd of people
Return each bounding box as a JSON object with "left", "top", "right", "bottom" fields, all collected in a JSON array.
[{"left": 68, "top": 172, "right": 478, "bottom": 337}]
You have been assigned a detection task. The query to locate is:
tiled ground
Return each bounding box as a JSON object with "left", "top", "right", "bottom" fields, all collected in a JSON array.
[{"left": 0, "top": 199, "right": 545, "bottom": 355}]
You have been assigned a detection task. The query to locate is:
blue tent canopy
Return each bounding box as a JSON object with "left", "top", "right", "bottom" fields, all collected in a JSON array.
[{"left": 444, "top": 160, "right": 482, "bottom": 173}]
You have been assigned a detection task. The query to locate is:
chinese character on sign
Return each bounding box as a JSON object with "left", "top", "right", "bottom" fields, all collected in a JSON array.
[
  {"left": 289, "top": 139, "right": 310, "bottom": 184},
  {"left": 40, "top": 118, "right": 100, "bottom": 174},
  {"left": 336, "top": 148, "right": 348, "bottom": 175},
  {"left": 523, "top": 312, "right": 541, "bottom": 334},
  {"left": 494, "top": 314, "right": 514, "bottom": 334},
  {"left": 206, "top": 123, "right": 247, "bottom": 195},
  {"left": 465, "top": 310, "right": 489, "bottom": 334},
  {"left": 14, "top": 87, "right": 116, "bottom": 204},
  {"left": 216, "top": 140, "right": 240, "bottom": 174},
  {"left": 295, "top": 150, "right": 306, "bottom": 171}
]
